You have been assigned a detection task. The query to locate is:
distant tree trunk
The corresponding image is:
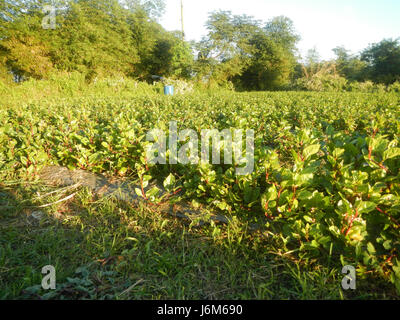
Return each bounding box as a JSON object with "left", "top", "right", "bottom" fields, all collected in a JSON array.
[{"left": 181, "top": 0, "right": 184, "bottom": 41}]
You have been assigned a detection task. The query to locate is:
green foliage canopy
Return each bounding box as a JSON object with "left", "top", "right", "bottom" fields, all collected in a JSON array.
[
  {"left": 195, "top": 11, "right": 300, "bottom": 90},
  {"left": 361, "top": 38, "right": 400, "bottom": 84}
]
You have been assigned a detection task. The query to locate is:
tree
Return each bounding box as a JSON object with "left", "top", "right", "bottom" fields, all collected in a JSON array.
[
  {"left": 305, "top": 47, "right": 321, "bottom": 66},
  {"left": 47, "top": 0, "right": 137, "bottom": 79},
  {"left": 149, "top": 30, "right": 193, "bottom": 79},
  {"left": 237, "top": 34, "right": 281, "bottom": 90},
  {"left": 235, "top": 16, "right": 299, "bottom": 90},
  {"left": 124, "top": 1, "right": 193, "bottom": 80},
  {"left": 1, "top": 34, "right": 53, "bottom": 79},
  {"left": 0, "top": 0, "right": 57, "bottom": 79},
  {"left": 264, "top": 16, "right": 299, "bottom": 54},
  {"left": 196, "top": 11, "right": 258, "bottom": 72},
  {"left": 0, "top": 0, "right": 193, "bottom": 82},
  {"left": 0, "top": 0, "right": 21, "bottom": 29},
  {"left": 1, "top": 0, "right": 140, "bottom": 79},
  {"left": 193, "top": 11, "right": 248, "bottom": 85},
  {"left": 333, "top": 46, "right": 367, "bottom": 82},
  {"left": 122, "top": 0, "right": 166, "bottom": 20},
  {"left": 194, "top": 11, "right": 300, "bottom": 89},
  {"left": 127, "top": 4, "right": 167, "bottom": 79},
  {"left": 361, "top": 38, "right": 400, "bottom": 84}
]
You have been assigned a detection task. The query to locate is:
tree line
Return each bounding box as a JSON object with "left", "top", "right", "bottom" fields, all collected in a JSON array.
[{"left": 1, "top": 0, "right": 399, "bottom": 90}]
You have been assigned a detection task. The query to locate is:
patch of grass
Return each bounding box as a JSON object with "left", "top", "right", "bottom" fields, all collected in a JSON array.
[{"left": 0, "top": 183, "right": 397, "bottom": 300}]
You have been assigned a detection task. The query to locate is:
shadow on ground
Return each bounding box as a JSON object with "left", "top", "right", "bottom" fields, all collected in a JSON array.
[{"left": 0, "top": 171, "right": 397, "bottom": 300}]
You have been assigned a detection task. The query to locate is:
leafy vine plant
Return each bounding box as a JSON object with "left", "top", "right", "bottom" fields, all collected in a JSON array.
[{"left": 1, "top": 89, "right": 399, "bottom": 293}]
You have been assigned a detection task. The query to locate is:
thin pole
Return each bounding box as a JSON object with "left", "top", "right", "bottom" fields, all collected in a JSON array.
[{"left": 181, "top": 0, "right": 184, "bottom": 41}]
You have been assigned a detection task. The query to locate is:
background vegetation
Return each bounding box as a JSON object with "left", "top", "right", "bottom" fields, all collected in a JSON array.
[{"left": 1, "top": 0, "right": 400, "bottom": 90}]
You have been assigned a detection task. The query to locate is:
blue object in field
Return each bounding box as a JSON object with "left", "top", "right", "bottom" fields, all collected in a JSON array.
[{"left": 164, "top": 85, "right": 174, "bottom": 95}]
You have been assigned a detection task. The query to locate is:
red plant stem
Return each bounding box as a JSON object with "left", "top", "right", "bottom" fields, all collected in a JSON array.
[
  {"left": 173, "top": 188, "right": 182, "bottom": 195},
  {"left": 385, "top": 254, "right": 394, "bottom": 264},
  {"left": 274, "top": 183, "right": 283, "bottom": 202},
  {"left": 147, "top": 186, "right": 183, "bottom": 207},
  {"left": 140, "top": 176, "right": 148, "bottom": 200},
  {"left": 345, "top": 208, "right": 359, "bottom": 236},
  {"left": 264, "top": 200, "right": 274, "bottom": 220},
  {"left": 341, "top": 212, "right": 349, "bottom": 234},
  {"left": 376, "top": 206, "right": 400, "bottom": 228},
  {"left": 375, "top": 160, "right": 389, "bottom": 172}
]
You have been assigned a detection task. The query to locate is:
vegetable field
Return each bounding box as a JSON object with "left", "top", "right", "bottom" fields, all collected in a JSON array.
[{"left": 1, "top": 86, "right": 400, "bottom": 299}]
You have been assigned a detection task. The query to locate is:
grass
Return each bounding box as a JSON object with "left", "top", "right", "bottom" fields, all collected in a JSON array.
[{"left": 0, "top": 179, "right": 397, "bottom": 300}]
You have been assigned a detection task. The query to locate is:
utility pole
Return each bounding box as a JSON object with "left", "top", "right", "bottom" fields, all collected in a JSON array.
[{"left": 180, "top": 0, "right": 185, "bottom": 41}]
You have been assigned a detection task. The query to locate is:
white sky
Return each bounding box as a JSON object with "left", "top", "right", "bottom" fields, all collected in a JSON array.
[{"left": 160, "top": 0, "right": 400, "bottom": 60}]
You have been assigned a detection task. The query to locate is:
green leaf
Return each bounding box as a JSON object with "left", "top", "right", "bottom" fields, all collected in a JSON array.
[
  {"left": 146, "top": 186, "right": 160, "bottom": 198},
  {"left": 298, "top": 190, "right": 313, "bottom": 200},
  {"left": 383, "top": 148, "right": 400, "bottom": 161},
  {"left": 142, "top": 180, "right": 149, "bottom": 188},
  {"left": 20, "top": 156, "right": 28, "bottom": 166},
  {"left": 383, "top": 240, "right": 392, "bottom": 250},
  {"left": 118, "top": 167, "right": 128, "bottom": 175},
  {"left": 135, "top": 188, "right": 144, "bottom": 198},
  {"left": 367, "top": 242, "right": 376, "bottom": 254},
  {"left": 265, "top": 185, "right": 277, "bottom": 201},
  {"left": 303, "top": 215, "right": 314, "bottom": 223},
  {"left": 303, "top": 144, "right": 320, "bottom": 160},
  {"left": 143, "top": 175, "right": 152, "bottom": 182},
  {"left": 163, "top": 173, "right": 176, "bottom": 191},
  {"left": 356, "top": 201, "right": 376, "bottom": 214},
  {"left": 333, "top": 148, "right": 345, "bottom": 158}
]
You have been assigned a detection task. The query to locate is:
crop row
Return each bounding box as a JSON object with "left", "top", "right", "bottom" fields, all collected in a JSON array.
[{"left": 1, "top": 91, "right": 399, "bottom": 292}]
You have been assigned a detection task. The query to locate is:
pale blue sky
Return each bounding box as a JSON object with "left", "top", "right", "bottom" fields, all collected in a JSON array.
[{"left": 160, "top": 0, "right": 400, "bottom": 60}]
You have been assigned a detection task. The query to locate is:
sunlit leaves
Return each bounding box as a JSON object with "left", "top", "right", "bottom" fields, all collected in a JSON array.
[{"left": 303, "top": 144, "right": 320, "bottom": 160}]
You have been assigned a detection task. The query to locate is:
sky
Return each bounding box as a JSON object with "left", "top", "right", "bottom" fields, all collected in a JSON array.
[{"left": 160, "top": 0, "right": 400, "bottom": 60}]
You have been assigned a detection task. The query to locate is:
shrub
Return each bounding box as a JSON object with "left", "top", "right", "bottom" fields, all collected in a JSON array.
[
  {"left": 388, "top": 81, "right": 400, "bottom": 93},
  {"left": 295, "top": 63, "right": 348, "bottom": 92},
  {"left": 296, "top": 73, "right": 348, "bottom": 92},
  {"left": 0, "top": 79, "right": 8, "bottom": 94}
]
